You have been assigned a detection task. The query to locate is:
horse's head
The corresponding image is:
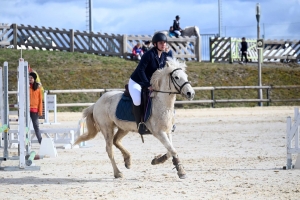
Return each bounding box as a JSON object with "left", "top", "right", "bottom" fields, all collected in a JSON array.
[
  {"left": 182, "top": 26, "right": 200, "bottom": 38},
  {"left": 151, "top": 57, "right": 195, "bottom": 100}
]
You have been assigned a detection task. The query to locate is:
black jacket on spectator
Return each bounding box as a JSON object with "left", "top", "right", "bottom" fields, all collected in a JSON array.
[
  {"left": 173, "top": 20, "right": 181, "bottom": 31},
  {"left": 241, "top": 41, "right": 248, "bottom": 52}
]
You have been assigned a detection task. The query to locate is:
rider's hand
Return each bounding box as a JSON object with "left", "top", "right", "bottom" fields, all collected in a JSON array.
[{"left": 148, "top": 86, "right": 153, "bottom": 91}]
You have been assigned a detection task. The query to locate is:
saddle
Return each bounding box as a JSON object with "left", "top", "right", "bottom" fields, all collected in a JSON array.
[{"left": 116, "top": 84, "right": 152, "bottom": 122}]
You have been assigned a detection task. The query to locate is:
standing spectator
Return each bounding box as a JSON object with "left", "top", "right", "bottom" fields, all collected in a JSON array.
[
  {"left": 240, "top": 37, "right": 249, "bottom": 64},
  {"left": 132, "top": 42, "right": 144, "bottom": 60},
  {"left": 173, "top": 15, "right": 182, "bottom": 38},
  {"left": 29, "top": 72, "right": 43, "bottom": 144},
  {"left": 142, "top": 41, "right": 151, "bottom": 53}
]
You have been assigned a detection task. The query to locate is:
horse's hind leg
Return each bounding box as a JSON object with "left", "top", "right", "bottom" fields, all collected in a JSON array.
[
  {"left": 102, "top": 126, "right": 123, "bottom": 178},
  {"left": 113, "top": 129, "right": 131, "bottom": 169}
]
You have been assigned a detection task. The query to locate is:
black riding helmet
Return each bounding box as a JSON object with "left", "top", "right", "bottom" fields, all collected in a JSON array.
[
  {"left": 176, "top": 15, "right": 180, "bottom": 20},
  {"left": 152, "top": 32, "right": 167, "bottom": 44},
  {"left": 152, "top": 33, "right": 167, "bottom": 51}
]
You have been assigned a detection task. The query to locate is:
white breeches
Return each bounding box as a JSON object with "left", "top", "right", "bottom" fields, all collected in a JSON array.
[
  {"left": 174, "top": 30, "right": 181, "bottom": 36},
  {"left": 128, "top": 78, "right": 142, "bottom": 106}
]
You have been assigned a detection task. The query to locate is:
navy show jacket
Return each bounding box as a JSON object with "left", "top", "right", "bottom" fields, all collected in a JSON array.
[{"left": 130, "top": 47, "right": 168, "bottom": 88}]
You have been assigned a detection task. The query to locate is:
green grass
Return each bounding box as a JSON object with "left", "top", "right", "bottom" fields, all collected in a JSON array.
[{"left": 1, "top": 48, "right": 300, "bottom": 111}]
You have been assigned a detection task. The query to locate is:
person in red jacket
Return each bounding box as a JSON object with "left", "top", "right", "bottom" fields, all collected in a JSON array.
[
  {"left": 132, "top": 42, "right": 144, "bottom": 60},
  {"left": 29, "top": 72, "right": 43, "bottom": 144}
]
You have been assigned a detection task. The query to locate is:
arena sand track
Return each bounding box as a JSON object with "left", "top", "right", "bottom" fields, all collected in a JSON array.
[{"left": 1, "top": 106, "right": 300, "bottom": 200}]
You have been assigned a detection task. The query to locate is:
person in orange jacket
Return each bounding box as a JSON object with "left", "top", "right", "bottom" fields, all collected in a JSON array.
[
  {"left": 29, "top": 72, "right": 43, "bottom": 144},
  {"left": 28, "top": 64, "right": 44, "bottom": 100}
]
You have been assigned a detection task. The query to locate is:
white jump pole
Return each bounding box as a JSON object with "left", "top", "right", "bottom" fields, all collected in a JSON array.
[
  {"left": 1, "top": 62, "right": 9, "bottom": 157},
  {"left": 18, "top": 58, "right": 26, "bottom": 168},
  {"left": 24, "top": 61, "right": 31, "bottom": 154},
  {"left": 0, "top": 66, "right": 4, "bottom": 148}
]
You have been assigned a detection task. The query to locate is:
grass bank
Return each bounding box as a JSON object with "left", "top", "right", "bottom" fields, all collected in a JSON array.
[{"left": 1, "top": 48, "right": 300, "bottom": 111}]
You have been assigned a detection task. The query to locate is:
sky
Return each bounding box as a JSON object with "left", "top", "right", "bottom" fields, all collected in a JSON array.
[{"left": 1, "top": 0, "right": 300, "bottom": 40}]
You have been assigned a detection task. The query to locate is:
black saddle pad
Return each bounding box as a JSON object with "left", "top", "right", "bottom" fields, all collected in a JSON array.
[{"left": 116, "top": 94, "right": 152, "bottom": 122}]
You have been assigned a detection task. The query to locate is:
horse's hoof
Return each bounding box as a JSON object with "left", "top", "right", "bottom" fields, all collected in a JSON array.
[
  {"left": 151, "top": 158, "right": 157, "bottom": 165},
  {"left": 178, "top": 173, "right": 187, "bottom": 179},
  {"left": 114, "top": 172, "right": 124, "bottom": 178},
  {"left": 125, "top": 163, "right": 131, "bottom": 169},
  {"left": 151, "top": 154, "right": 168, "bottom": 165},
  {"left": 124, "top": 157, "right": 131, "bottom": 169}
]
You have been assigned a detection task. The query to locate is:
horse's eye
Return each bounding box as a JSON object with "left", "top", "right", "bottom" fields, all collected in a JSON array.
[{"left": 175, "top": 76, "right": 179, "bottom": 80}]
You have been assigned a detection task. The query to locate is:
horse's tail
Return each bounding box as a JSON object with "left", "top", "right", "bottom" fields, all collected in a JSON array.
[{"left": 74, "top": 104, "right": 99, "bottom": 145}]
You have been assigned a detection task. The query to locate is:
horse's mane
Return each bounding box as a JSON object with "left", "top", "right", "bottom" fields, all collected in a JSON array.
[{"left": 151, "top": 57, "right": 187, "bottom": 90}]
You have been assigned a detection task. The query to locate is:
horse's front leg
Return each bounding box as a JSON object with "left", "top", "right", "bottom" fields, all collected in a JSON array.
[
  {"left": 151, "top": 133, "right": 173, "bottom": 165},
  {"left": 152, "top": 131, "right": 187, "bottom": 179}
]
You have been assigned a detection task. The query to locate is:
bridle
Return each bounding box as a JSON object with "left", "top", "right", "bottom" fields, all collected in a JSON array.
[{"left": 153, "top": 68, "right": 191, "bottom": 95}]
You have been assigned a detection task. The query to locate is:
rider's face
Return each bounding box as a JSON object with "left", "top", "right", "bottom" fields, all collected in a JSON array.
[{"left": 155, "top": 41, "right": 166, "bottom": 51}]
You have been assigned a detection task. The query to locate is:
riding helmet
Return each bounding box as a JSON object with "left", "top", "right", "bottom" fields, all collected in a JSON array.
[
  {"left": 152, "top": 33, "right": 167, "bottom": 44},
  {"left": 176, "top": 15, "right": 180, "bottom": 19}
]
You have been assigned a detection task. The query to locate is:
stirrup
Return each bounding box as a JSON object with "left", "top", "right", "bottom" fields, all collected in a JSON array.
[{"left": 138, "top": 122, "right": 151, "bottom": 135}]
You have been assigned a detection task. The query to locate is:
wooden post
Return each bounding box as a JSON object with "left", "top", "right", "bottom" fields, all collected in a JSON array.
[
  {"left": 195, "top": 36, "right": 201, "bottom": 62},
  {"left": 69, "top": 29, "right": 74, "bottom": 52},
  {"left": 266, "top": 88, "right": 270, "bottom": 106},
  {"left": 209, "top": 38, "right": 215, "bottom": 63},
  {"left": 13, "top": 24, "right": 17, "bottom": 49},
  {"left": 211, "top": 90, "right": 215, "bottom": 108},
  {"left": 122, "top": 34, "right": 128, "bottom": 58},
  {"left": 229, "top": 37, "right": 233, "bottom": 63}
]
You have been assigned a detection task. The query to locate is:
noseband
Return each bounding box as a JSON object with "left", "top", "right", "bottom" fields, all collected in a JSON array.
[{"left": 153, "top": 68, "right": 191, "bottom": 95}]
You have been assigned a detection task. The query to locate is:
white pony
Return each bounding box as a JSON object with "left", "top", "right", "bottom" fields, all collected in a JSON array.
[
  {"left": 74, "top": 58, "right": 195, "bottom": 179},
  {"left": 157, "top": 26, "right": 200, "bottom": 38}
]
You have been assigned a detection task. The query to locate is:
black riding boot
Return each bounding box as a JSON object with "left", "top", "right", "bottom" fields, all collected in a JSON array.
[{"left": 132, "top": 105, "right": 150, "bottom": 135}]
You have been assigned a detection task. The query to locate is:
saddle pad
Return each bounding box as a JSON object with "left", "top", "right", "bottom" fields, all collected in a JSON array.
[{"left": 116, "top": 94, "right": 152, "bottom": 122}]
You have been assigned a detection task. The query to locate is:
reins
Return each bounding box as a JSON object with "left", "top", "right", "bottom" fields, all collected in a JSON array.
[{"left": 153, "top": 68, "right": 191, "bottom": 95}]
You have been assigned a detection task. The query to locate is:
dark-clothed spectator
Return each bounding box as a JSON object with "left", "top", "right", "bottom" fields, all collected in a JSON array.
[
  {"left": 142, "top": 41, "right": 151, "bottom": 53},
  {"left": 240, "top": 37, "right": 249, "bottom": 64},
  {"left": 173, "top": 15, "right": 182, "bottom": 37}
]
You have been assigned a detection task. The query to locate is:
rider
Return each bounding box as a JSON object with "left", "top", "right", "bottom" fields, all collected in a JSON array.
[
  {"left": 128, "top": 32, "right": 168, "bottom": 135},
  {"left": 173, "top": 15, "right": 182, "bottom": 38}
]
